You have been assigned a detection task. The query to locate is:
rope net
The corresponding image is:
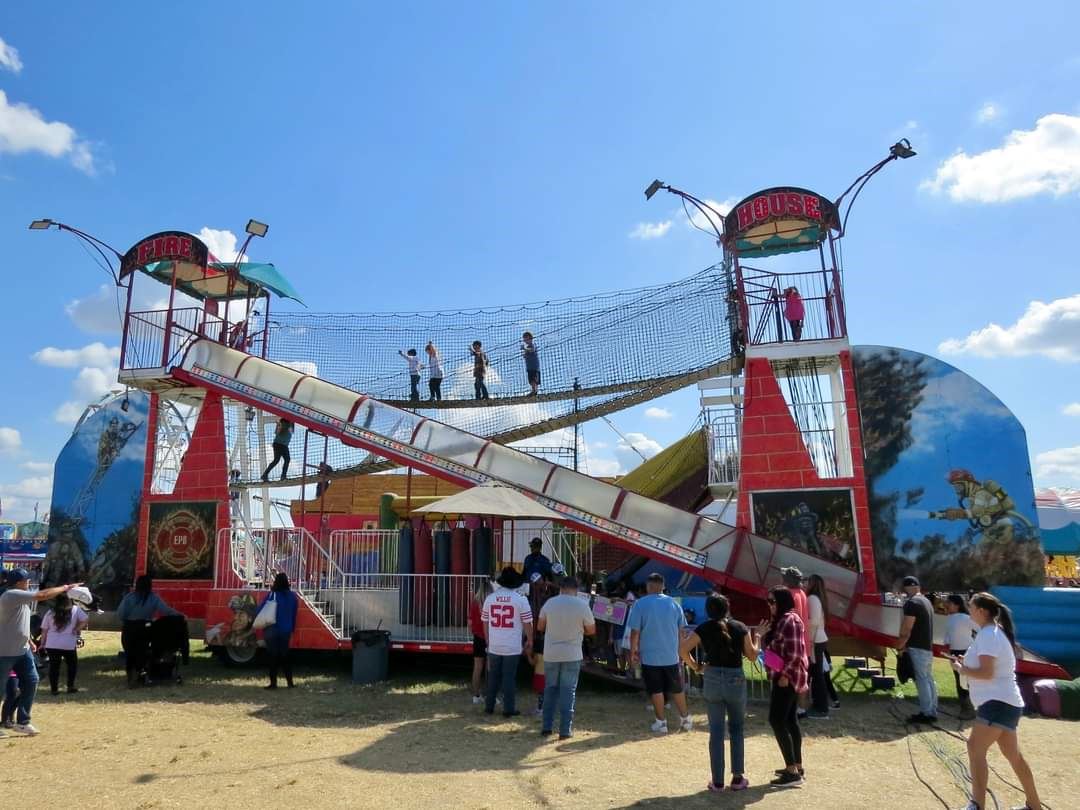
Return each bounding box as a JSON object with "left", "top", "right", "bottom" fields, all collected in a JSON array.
[{"left": 234, "top": 263, "right": 736, "bottom": 483}]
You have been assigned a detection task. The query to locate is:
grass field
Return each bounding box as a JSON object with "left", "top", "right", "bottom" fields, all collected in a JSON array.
[{"left": 1, "top": 632, "right": 1076, "bottom": 809}]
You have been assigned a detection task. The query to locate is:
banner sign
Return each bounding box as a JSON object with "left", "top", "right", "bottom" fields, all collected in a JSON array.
[{"left": 120, "top": 230, "right": 209, "bottom": 278}]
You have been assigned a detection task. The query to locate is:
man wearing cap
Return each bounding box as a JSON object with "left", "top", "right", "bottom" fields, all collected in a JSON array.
[
  {"left": 781, "top": 567, "right": 811, "bottom": 718},
  {"left": 522, "top": 537, "right": 553, "bottom": 583},
  {"left": 895, "top": 575, "right": 937, "bottom": 723},
  {"left": 536, "top": 575, "right": 595, "bottom": 740},
  {"left": 627, "top": 572, "right": 693, "bottom": 733},
  {"left": 0, "top": 568, "right": 83, "bottom": 736}
]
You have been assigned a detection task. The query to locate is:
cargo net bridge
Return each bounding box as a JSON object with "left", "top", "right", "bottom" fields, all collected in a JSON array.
[{"left": 230, "top": 263, "right": 737, "bottom": 485}]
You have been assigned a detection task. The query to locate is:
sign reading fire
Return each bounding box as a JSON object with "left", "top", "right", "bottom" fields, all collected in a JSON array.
[{"left": 119, "top": 231, "right": 209, "bottom": 278}]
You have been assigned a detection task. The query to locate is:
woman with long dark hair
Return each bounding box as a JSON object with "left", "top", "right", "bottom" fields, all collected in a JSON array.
[
  {"left": 952, "top": 592, "right": 1041, "bottom": 810},
  {"left": 680, "top": 593, "right": 759, "bottom": 792},
  {"left": 804, "top": 574, "right": 838, "bottom": 718},
  {"left": 259, "top": 572, "right": 299, "bottom": 689},
  {"left": 757, "top": 586, "right": 808, "bottom": 788},
  {"left": 945, "top": 593, "right": 978, "bottom": 720},
  {"left": 40, "top": 593, "right": 88, "bottom": 694},
  {"left": 117, "top": 575, "right": 179, "bottom": 687}
]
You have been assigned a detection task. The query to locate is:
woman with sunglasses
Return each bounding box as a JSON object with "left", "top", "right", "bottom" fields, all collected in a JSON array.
[
  {"left": 951, "top": 592, "right": 1042, "bottom": 810},
  {"left": 756, "top": 586, "right": 809, "bottom": 788}
]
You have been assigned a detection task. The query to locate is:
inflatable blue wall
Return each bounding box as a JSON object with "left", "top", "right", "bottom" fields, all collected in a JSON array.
[{"left": 992, "top": 586, "right": 1080, "bottom": 673}]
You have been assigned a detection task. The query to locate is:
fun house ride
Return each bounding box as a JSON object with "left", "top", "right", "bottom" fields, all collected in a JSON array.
[{"left": 31, "top": 145, "right": 1072, "bottom": 677}]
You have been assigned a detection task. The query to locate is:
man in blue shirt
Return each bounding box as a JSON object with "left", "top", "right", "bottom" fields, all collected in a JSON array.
[
  {"left": 627, "top": 572, "right": 692, "bottom": 734},
  {"left": 521, "top": 538, "right": 553, "bottom": 582}
]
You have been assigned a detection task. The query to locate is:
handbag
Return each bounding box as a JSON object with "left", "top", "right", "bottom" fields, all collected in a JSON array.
[
  {"left": 763, "top": 648, "right": 784, "bottom": 673},
  {"left": 253, "top": 594, "right": 277, "bottom": 630}
]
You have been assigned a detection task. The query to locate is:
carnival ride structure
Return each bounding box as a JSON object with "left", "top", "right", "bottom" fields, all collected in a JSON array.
[{"left": 34, "top": 151, "right": 1069, "bottom": 677}]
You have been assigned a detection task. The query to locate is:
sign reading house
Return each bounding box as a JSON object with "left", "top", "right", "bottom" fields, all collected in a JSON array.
[{"left": 723, "top": 187, "right": 840, "bottom": 258}]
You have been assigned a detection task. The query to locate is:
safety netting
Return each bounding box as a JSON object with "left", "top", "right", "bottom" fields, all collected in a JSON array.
[{"left": 234, "top": 263, "right": 736, "bottom": 483}]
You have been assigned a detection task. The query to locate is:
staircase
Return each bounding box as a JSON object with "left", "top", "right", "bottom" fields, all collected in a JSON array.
[{"left": 699, "top": 373, "right": 743, "bottom": 501}]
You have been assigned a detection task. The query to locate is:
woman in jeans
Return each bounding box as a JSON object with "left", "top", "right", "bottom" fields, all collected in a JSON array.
[
  {"left": 758, "top": 586, "right": 809, "bottom": 788},
  {"left": 258, "top": 572, "right": 299, "bottom": 689},
  {"left": 952, "top": 593, "right": 1042, "bottom": 810},
  {"left": 680, "top": 593, "right": 758, "bottom": 792}
]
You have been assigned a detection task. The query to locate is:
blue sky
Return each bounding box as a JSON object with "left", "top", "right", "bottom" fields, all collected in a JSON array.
[{"left": 1, "top": 3, "right": 1078, "bottom": 522}]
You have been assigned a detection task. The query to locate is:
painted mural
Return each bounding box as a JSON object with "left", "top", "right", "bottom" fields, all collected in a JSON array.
[
  {"left": 751, "top": 489, "right": 859, "bottom": 570},
  {"left": 853, "top": 346, "right": 1043, "bottom": 592},
  {"left": 43, "top": 392, "right": 149, "bottom": 608}
]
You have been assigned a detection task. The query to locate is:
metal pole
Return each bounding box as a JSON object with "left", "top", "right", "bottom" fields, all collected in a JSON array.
[
  {"left": 572, "top": 378, "right": 580, "bottom": 472},
  {"left": 118, "top": 276, "right": 135, "bottom": 370}
]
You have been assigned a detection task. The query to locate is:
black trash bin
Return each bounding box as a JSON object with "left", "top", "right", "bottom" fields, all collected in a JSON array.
[{"left": 351, "top": 629, "right": 391, "bottom": 685}]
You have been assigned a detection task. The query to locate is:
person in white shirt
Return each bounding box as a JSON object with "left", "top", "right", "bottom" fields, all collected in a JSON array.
[
  {"left": 945, "top": 593, "right": 979, "bottom": 719},
  {"left": 40, "top": 594, "right": 89, "bottom": 694},
  {"left": 424, "top": 342, "right": 444, "bottom": 402},
  {"left": 803, "top": 574, "right": 837, "bottom": 718},
  {"left": 481, "top": 567, "right": 533, "bottom": 718},
  {"left": 398, "top": 349, "right": 424, "bottom": 402},
  {"left": 951, "top": 592, "right": 1041, "bottom": 810},
  {"left": 536, "top": 576, "right": 596, "bottom": 740}
]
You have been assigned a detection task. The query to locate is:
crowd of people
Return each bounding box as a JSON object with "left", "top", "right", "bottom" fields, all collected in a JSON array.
[
  {"left": 397, "top": 332, "right": 541, "bottom": 403},
  {"left": 0, "top": 556, "right": 1051, "bottom": 807}
]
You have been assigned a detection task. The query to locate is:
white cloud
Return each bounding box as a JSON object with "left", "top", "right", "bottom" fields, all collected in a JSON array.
[
  {"left": 32, "top": 342, "right": 120, "bottom": 369},
  {"left": 72, "top": 366, "right": 120, "bottom": 401},
  {"left": 0, "top": 472, "right": 55, "bottom": 522},
  {"left": 629, "top": 220, "right": 672, "bottom": 240},
  {"left": 1064, "top": 403, "right": 1080, "bottom": 417},
  {"left": 0, "top": 89, "right": 97, "bottom": 174},
  {"left": 685, "top": 198, "right": 736, "bottom": 236},
  {"left": 21, "top": 461, "right": 53, "bottom": 473},
  {"left": 0, "top": 475, "right": 53, "bottom": 500},
  {"left": 922, "top": 113, "right": 1080, "bottom": 202},
  {"left": 0, "top": 427, "right": 21, "bottom": 454},
  {"left": 53, "top": 401, "right": 88, "bottom": 425},
  {"left": 65, "top": 284, "right": 173, "bottom": 335},
  {"left": 644, "top": 406, "right": 672, "bottom": 420},
  {"left": 938, "top": 294, "right": 1080, "bottom": 361},
  {"left": 199, "top": 227, "right": 243, "bottom": 262},
  {"left": 1035, "top": 446, "right": 1080, "bottom": 485},
  {"left": 976, "top": 102, "right": 1001, "bottom": 125},
  {"left": 0, "top": 36, "right": 22, "bottom": 73},
  {"left": 618, "top": 431, "right": 663, "bottom": 459}
]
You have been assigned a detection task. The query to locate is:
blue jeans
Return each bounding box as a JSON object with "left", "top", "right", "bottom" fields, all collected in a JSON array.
[
  {"left": 0, "top": 649, "right": 39, "bottom": 725},
  {"left": 703, "top": 666, "right": 747, "bottom": 784},
  {"left": 907, "top": 647, "right": 938, "bottom": 717},
  {"left": 542, "top": 660, "right": 582, "bottom": 736},
  {"left": 486, "top": 654, "right": 519, "bottom": 714}
]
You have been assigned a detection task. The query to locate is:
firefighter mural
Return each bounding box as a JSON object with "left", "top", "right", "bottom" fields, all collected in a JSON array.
[
  {"left": 853, "top": 346, "right": 1044, "bottom": 592},
  {"left": 44, "top": 392, "right": 149, "bottom": 607}
]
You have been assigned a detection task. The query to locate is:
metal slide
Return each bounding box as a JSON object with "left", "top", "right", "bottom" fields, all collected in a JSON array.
[{"left": 162, "top": 338, "right": 913, "bottom": 647}]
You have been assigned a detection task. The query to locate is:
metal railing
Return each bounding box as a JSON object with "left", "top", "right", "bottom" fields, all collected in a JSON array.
[
  {"left": 707, "top": 414, "right": 740, "bottom": 487},
  {"left": 738, "top": 267, "right": 846, "bottom": 346},
  {"left": 217, "top": 526, "right": 343, "bottom": 593},
  {"left": 122, "top": 307, "right": 260, "bottom": 371}
]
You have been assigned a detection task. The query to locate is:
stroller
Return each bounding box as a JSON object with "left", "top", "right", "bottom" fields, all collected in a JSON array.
[
  {"left": 124, "top": 614, "right": 189, "bottom": 686},
  {"left": 147, "top": 615, "right": 190, "bottom": 685}
]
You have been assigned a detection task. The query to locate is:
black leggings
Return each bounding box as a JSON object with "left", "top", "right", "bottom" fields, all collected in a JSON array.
[
  {"left": 263, "top": 442, "right": 291, "bottom": 479},
  {"left": 47, "top": 649, "right": 78, "bottom": 692},
  {"left": 769, "top": 682, "right": 803, "bottom": 767},
  {"left": 429, "top": 377, "right": 443, "bottom": 401},
  {"left": 121, "top": 620, "right": 151, "bottom": 680},
  {"left": 810, "top": 642, "right": 831, "bottom": 712}
]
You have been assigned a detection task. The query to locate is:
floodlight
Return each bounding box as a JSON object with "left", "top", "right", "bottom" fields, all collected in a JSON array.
[
  {"left": 644, "top": 180, "right": 666, "bottom": 200},
  {"left": 890, "top": 139, "right": 916, "bottom": 159},
  {"left": 28, "top": 219, "right": 54, "bottom": 230},
  {"left": 245, "top": 219, "right": 269, "bottom": 238}
]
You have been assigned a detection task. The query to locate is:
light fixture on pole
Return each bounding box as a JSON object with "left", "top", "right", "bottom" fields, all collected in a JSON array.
[
  {"left": 27, "top": 219, "right": 124, "bottom": 284},
  {"left": 643, "top": 180, "right": 726, "bottom": 245},
  {"left": 834, "top": 140, "right": 917, "bottom": 235},
  {"left": 234, "top": 219, "right": 269, "bottom": 267}
]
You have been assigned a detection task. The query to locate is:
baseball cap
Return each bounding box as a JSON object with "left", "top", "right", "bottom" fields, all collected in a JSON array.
[
  {"left": 529, "top": 572, "right": 543, "bottom": 584},
  {"left": 780, "top": 566, "right": 804, "bottom": 583},
  {"left": 4, "top": 568, "right": 30, "bottom": 585},
  {"left": 901, "top": 575, "right": 921, "bottom": 588},
  {"left": 551, "top": 562, "right": 566, "bottom": 576}
]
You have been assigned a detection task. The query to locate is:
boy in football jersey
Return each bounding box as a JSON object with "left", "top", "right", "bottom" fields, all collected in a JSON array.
[{"left": 481, "top": 567, "right": 533, "bottom": 717}]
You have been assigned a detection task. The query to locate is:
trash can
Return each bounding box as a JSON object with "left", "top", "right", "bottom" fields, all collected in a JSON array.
[{"left": 351, "top": 629, "right": 391, "bottom": 685}]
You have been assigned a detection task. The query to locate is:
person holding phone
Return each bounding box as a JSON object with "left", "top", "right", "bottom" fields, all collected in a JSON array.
[{"left": 759, "top": 586, "right": 809, "bottom": 788}]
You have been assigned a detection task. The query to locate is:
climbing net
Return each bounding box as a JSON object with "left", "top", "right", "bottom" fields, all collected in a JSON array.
[{"left": 238, "top": 262, "right": 736, "bottom": 482}]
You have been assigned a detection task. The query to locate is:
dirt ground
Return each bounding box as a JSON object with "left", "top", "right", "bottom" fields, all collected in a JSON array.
[{"left": 2, "top": 633, "right": 1076, "bottom": 809}]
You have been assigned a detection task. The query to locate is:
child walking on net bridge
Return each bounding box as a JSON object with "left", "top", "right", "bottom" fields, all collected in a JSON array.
[
  {"left": 261, "top": 418, "right": 294, "bottom": 482},
  {"left": 521, "top": 332, "right": 540, "bottom": 397},
  {"left": 471, "top": 341, "right": 490, "bottom": 401},
  {"left": 398, "top": 348, "right": 424, "bottom": 402}
]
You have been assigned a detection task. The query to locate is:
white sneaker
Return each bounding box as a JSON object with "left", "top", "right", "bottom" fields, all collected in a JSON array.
[
  {"left": 471, "top": 695, "right": 483, "bottom": 705},
  {"left": 12, "top": 723, "right": 39, "bottom": 736},
  {"left": 680, "top": 714, "right": 693, "bottom": 732},
  {"left": 650, "top": 718, "right": 668, "bottom": 734}
]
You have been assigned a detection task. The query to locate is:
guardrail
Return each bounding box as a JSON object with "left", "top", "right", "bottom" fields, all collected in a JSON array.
[
  {"left": 121, "top": 307, "right": 264, "bottom": 372},
  {"left": 738, "top": 267, "right": 846, "bottom": 346}
]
